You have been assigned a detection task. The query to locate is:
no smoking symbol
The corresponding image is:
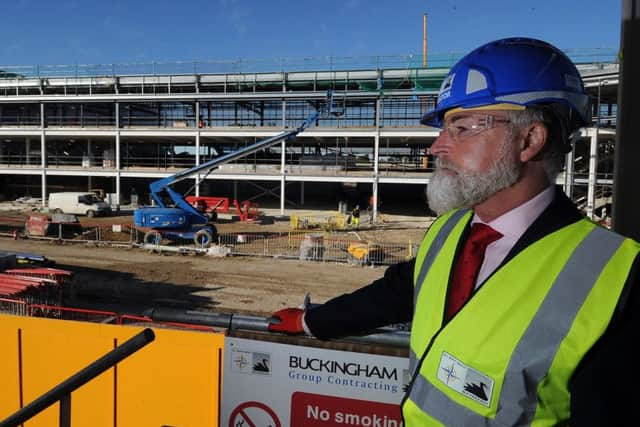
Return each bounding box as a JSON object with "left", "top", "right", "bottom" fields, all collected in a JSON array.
[{"left": 229, "top": 401, "right": 281, "bottom": 427}]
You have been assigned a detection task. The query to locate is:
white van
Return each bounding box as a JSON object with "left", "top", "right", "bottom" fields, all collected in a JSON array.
[{"left": 48, "top": 192, "right": 111, "bottom": 217}]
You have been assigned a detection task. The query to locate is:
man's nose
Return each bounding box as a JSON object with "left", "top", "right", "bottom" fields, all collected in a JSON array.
[{"left": 429, "top": 130, "right": 450, "bottom": 156}]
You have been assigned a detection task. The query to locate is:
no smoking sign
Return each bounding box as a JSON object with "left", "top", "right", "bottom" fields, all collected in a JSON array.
[{"left": 229, "top": 401, "right": 282, "bottom": 427}]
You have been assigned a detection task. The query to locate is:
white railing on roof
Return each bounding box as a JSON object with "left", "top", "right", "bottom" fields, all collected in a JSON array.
[{"left": 0, "top": 48, "right": 618, "bottom": 79}]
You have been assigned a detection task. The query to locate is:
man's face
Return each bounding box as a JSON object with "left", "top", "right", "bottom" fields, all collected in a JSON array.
[{"left": 426, "top": 112, "right": 522, "bottom": 215}]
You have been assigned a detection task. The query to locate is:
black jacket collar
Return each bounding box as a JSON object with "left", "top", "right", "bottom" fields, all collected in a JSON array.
[{"left": 505, "top": 185, "right": 584, "bottom": 264}]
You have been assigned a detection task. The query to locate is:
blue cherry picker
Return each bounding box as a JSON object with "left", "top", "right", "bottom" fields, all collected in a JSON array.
[{"left": 133, "top": 92, "right": 342, "bottom": 248}]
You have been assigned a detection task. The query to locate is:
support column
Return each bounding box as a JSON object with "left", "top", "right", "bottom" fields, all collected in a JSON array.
[
  {"left": 115, "top": 102, "right": 121, "bottom": 211},
  {"left": 586, "top": 129, "right": 599, "bottom": 219},
  {"left": 371, "top": 98, "right": 381, "bottom": 222},
  {"left": 196, "top": 101, "right": 201, "bottom": 197},
  {"left": 25, "top": 138, "right": 31, "bottom": 166},
  {"left": 87, "top": 139, "right": 93, "bottom": 190},
  {"left": 40, "top": 102, "right": 47, "bottom": 208},
  {"left": 196, "top": 100, "right": 201, "bottom": 130},
  {"left": 563, "top": 137, "right": 576, "bottom": 199},
  {"left": 612, "top": 0, "right": 640, "bottom": 239},
  {"left": 279, "top": 100, "right": 287, "bottom": 215}
]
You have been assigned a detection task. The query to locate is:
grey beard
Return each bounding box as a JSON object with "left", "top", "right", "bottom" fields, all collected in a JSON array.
[{"left": 426, "top": 149, "right": 521, "bottom": 216}]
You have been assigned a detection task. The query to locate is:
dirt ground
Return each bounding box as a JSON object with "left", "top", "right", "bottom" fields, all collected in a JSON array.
[{"left": 0, "top": 207, "right": 433, "bottom": 318}]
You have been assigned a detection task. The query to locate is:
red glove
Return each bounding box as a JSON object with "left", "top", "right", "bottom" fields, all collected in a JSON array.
[{"left": 268, "top": 308, "right": 305, "bottom": 334}]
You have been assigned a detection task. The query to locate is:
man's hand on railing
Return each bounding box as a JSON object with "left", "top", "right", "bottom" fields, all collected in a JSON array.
[{"left": 267, "top": 308, "right": 305, "bottom": 334}]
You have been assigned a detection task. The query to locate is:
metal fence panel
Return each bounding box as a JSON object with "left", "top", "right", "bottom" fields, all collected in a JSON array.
[{"left": 218, "top": 231, "right": 417, "bottom": 266}]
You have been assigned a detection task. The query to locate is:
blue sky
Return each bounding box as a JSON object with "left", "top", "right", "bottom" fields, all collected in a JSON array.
[{"left": 0, "top": 0, "right": 622, "bottom": 67}]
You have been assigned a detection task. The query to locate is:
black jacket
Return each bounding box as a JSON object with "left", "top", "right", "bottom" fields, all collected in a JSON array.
[{"left": 306, "top": 187, "right": 640, "bottom": 426}]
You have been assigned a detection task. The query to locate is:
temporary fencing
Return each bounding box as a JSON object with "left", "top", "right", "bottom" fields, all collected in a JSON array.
[
  {"left": 0, "top": 214, "right": 26, "bottom": 238},
  {"left": 24, "top": 222, "right": 143, "bottom": 246},
  {"left": 219, "top": 231, "right": 417, "bottom": 266},
  {"left": 0, "top": 297, "right": 28, "bottom": 316},
  {"left": 19, "top": 222, "right": 418, "bottom": 266}
]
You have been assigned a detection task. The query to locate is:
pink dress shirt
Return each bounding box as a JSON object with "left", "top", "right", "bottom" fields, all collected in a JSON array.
[{"left": 471, "top": 185, "right": 555, "bottom": 288}]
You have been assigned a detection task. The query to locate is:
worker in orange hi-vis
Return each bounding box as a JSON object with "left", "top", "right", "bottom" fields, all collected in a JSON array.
[{"left": 267, "top": 37, "right": 640, "bottom": 426}]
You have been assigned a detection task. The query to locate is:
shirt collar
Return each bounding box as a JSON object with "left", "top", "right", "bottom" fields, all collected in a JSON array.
[{"left": 471, "top": 185, "right": 555, "bottom": 241}]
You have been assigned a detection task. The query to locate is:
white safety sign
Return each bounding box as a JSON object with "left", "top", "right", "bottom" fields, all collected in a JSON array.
[{"left": 222, "top": 337, "right": 409, "bottom": 427}]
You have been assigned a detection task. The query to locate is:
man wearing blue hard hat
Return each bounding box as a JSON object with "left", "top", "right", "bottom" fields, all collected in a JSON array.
[{"left": 269, "top": 38, "right": 639, "bottom": 426}]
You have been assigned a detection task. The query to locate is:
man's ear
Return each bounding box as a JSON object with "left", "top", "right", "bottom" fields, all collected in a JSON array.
[{"left": 519, "top": 122, "right": 548, "bottom": 162}]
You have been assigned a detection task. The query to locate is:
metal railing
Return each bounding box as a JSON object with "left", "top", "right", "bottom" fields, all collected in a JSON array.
[
  {"left": 0, "top": 49, "right": 618, "bottom": 79},
  {"left": 0, "top": 328, "right": 155, "bottom": 427},
  {"left": 0, "top": 153, "right": 434, "bottom": 176},
  {"left": 0, "top": 296, "right": 409, "bottom": 348},
  {"left": 144, "top": 307, "right": 410, "bottom": 348}
]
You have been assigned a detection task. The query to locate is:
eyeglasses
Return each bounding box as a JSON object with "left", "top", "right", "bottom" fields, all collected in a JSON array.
[{"left": 441, "top": 114, "right": 511, "bottom": 142}]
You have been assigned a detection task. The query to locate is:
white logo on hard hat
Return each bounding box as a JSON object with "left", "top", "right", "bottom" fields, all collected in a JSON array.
[{"left": 438, "top": 73, "right": 455, "bottom": 101}]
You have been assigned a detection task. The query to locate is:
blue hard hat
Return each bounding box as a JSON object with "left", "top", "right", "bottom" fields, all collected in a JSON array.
[{"left": 421, "top": 37, "right": 591, "bottom": 130}]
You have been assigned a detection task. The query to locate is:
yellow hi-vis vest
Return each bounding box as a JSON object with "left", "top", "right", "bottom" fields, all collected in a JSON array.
[{"left": 403, "top": 208, "right": 639, "bottom": 426}]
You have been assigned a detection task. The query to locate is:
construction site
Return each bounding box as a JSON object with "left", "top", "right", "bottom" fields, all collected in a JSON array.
[
  {"left": 0, "top": 14, "right": 633, "bottom": 426},
  {"left": 0, "top": 203, "right": 429, "bottom": 314}
]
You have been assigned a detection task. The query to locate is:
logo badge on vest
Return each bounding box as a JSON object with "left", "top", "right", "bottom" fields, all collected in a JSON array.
[{"left": 437, "top": 352, "right": 494, "bottom": 407}]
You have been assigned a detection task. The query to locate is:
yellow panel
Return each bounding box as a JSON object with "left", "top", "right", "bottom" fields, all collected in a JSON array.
[
  {"left": 116, "top": 327, "right": 224, "bottom": 427},
  {"left": 0, "top": 315, "right": 21, "bottom": 417},
  {"left": 0, "top": 314, "right": 224, "bottom": 427},
  {"left": 21, "top": 318, "right": 115, "bottom": 427}
]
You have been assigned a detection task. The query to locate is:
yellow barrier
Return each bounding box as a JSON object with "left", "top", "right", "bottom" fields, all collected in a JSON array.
[
  {"left": 290, "top": 213, "right": 347, "bottom": 231},
  {"left": 0, "top": 314, "right": 224, "bottom": 427}
]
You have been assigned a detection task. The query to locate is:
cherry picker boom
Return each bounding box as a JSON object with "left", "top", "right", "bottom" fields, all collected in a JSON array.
[{"left": 133, "top": 105, "right": 325, "bottom": 248}]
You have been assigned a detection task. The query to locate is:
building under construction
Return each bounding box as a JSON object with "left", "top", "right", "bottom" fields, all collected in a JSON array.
[
  {"left": 0, "top": 45, "right": 630, "bottom": 426},
  {"left": 0, "top": 50, "right": 619, "bottom": 218}
]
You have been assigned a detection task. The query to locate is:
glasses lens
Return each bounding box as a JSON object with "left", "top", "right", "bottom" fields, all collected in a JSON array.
[
  {"left": 444, "top": 115, "right": 489, "bottom": 141},
  {"left": 443, "top": 114, "right": 510, "bottom": 141}
]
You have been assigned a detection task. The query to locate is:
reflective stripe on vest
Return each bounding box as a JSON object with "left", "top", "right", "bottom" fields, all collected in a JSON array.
[
  {"left": 405, "top": 218, "right": 635, "bottom": 426},
  {"left": 409, "top": 208, "right": 470, "bottom": 373},
  {"left": 414, "top": 208, "right": 471, "bottom": 303}
]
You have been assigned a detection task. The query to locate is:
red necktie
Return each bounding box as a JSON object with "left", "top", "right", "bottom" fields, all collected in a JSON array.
[{"left": 446, "top": 223, "right": 502, "bottom": 320}]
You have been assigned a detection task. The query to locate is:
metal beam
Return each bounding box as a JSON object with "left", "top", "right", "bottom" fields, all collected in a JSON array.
[{"left": 612, "top": 0, "right": 640, "bottom": 240}]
